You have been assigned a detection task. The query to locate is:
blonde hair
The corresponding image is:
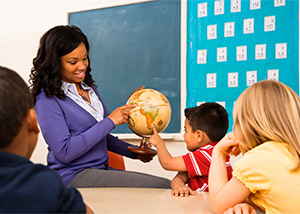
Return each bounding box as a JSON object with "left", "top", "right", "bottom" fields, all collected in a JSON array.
[{"left": 233, "top": 80, "right": 300, "bottom": 170}]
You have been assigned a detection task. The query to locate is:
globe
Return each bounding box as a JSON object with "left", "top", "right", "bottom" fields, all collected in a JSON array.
[
  {"left": 126, "top": 88, "right": 171, "bottom": 137},
  {"left": 126, "top": 87, "right": 171, "bottom": 155}
]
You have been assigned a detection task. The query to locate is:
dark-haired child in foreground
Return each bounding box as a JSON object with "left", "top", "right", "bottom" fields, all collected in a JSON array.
[
  {"left": 0, "top": 66, "right": 93, "bottom": 213},
  {"left": 149, "top": 102, "right": 233, "bottom": 196}
]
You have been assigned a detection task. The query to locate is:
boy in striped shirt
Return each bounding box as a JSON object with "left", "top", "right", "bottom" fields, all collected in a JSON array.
[{"left": 149, "top": 102, "right": 233, "bottom": 196}]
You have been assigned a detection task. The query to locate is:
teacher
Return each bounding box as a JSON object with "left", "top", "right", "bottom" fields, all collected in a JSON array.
[{"left": 29, "top": 25, "right": 171, "bottom": 188}]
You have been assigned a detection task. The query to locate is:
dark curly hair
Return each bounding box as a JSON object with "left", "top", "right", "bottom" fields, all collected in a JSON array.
[{"left": 29, "top": 25, "right": 95, "bottom": 102}]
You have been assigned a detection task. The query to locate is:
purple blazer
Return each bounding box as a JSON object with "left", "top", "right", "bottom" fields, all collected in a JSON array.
[{"left": 35, "top": 87, "right": 138, "bottom": 185}]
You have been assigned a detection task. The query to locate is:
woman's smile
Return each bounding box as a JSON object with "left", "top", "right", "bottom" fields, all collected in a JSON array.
[{"left": 75, "top": 71, "right": 86, "bottom": 79}]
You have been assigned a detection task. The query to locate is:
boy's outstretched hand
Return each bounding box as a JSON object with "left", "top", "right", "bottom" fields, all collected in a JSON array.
[{"left": 148, "top": 125, "right": 164, "bottom": 148}]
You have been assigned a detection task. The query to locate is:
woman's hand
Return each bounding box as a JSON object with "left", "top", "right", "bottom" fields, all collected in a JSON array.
[
  {"left": 108, "top": 104, "right": 136, "bottom": 126},
  {"left": 137, "top": 142, "right": 155, "bottom": 163},
  {"left": 137, "top": 153, "right": 155, "bottom": 163}
]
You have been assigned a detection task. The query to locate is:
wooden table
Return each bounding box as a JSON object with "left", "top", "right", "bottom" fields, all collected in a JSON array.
[{"left": 78, "top": 188, "right": 215, "bottom": 213}]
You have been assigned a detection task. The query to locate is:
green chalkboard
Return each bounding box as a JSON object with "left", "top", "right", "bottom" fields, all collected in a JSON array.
[{"left": 69, "top": 0, "right": 181, "bottom": 134}]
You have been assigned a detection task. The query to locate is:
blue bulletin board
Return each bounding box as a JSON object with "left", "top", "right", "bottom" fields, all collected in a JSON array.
[{"left": 187, "top": 0, "right": 299, "bottom": 130}]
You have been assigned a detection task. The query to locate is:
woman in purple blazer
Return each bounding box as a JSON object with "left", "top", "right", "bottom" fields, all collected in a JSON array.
[{"left": 29, "top": 25, "right": 171, "bottom": 188}]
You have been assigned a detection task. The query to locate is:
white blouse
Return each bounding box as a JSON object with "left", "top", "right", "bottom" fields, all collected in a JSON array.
[{"left": 61, "top": 81, "right": 104, "bottom": 122}]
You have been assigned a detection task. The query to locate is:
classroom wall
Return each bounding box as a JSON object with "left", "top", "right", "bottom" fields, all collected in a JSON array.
[
  {"left": 0, "top": 0, "right": 189, "bottom": 180},
  {"left": 3, "top": 0, "right": 288, "bottom": 180},
  {"left": 1, "top": 0, "right": 297, "bottom": 181},
  {"left": 2, "top": 0, "right": 296, "bottom": 180}
]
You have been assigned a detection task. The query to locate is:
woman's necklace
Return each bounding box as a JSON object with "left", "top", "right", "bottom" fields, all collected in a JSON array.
[{"left": 79, "top": 86, "right": 89, "bottom": 102}]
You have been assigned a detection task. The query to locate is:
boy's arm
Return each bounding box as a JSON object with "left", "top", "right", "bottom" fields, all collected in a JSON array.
[
  {"left": 171, "top": 172, "right": 195, "bottom": 197},
  {"left": 148, "top": 126, "right": 186, "bottom": 171}
]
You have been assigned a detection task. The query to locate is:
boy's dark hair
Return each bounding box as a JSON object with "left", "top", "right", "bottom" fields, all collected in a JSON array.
[
  {"left": 0, "top": 66, "right": 33, "bottom": 148},
  {"left": 185, "top": 102, "right": 228, "bottom": 142}
]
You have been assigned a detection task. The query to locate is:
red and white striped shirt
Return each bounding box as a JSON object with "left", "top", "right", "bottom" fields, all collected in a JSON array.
[{"left": 182, "top": 142, "right": 233, "bottom": 192}]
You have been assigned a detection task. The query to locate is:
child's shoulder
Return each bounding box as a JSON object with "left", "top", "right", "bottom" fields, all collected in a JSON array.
[
  {"left": 186, "top": 142, "right": 217, "bottom": 155},
  {"left": 0, "top": 152, "right": 64, "bottom": 194},
  {"left": 26, "top": 163, "right": 64, "bottom": 187},
  {"left": 247, "top": 141, "right": 289, "bottom": 156}
]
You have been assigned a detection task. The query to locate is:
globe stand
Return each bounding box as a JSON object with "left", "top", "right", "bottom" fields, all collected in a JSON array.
[{"left": 128, "top": 137, "right": 157, "bottom": 155}]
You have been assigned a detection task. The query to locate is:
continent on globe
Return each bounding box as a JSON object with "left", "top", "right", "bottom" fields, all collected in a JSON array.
[
  {"left": 126, "top": 88, "right": 171, "bottom": 137},
  {"left": 139, "top": 104, "right": 159, "bottom": 129}
]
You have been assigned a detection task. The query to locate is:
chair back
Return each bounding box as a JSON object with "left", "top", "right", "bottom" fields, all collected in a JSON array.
[{"left": 107, "top": 151, "right": 125, "bottom": 171}]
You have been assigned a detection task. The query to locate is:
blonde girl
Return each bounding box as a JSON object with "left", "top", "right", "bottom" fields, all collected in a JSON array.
[{"left": 209, "top": 80, "right": 300, "bottom": 214}]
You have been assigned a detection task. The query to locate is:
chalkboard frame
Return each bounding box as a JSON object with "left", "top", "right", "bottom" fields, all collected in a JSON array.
[{"left": 66, "top": 0, "right": 187, "bottom": 140}]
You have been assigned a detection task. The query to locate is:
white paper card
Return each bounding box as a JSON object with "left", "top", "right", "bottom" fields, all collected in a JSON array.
[
  {"left": 216, "top": 101, "right": 226, "bottom": 108},
  {"left": 207, "top": 25, "right": 217, "bottom": 40},
  {"left": 274, "top": 0, "right": 285, "bottom": 7},
  {"left": 198, "top": 3, "right": 208, "bottom": 17},
  {"left": 255, "top": 44, "right": 266, "bottom": 60},
  {"left": 268, "top": 69, "right": 279, "bottom": 81},
  {"left": 236, "top": 46, "right": 247, "bottom": 61},
  {"left": 247, "top": 71, "right": 257, "bottom": 86},
  {"left": 224, "top": 22, "right": 235, "bottom": 37},
  {"left": 275, "top": 43, "right": 287, "bottom": 59},
  {"left": 207, "top": 73, "right": 217, "bottom": 88},
  {"left": 264, "top": 16, "right": 275, "bottom": 32},
  {"left": 215, "top": 0, "right": 224, "bottom": 15},
  {"left": 250, "top": 0, "right": 261, "bottom": 10},
  {"left": 197, "top": 102, "right": 205, "bottom": 106},
  {"left": 231, "top": 0, "right": 241, "bottom": 12},
  {"left": 197, "top": 50, "right": 207, "bottom": 64},
  {"left": 228, "top": 72, "right": 238, "bottom": 87},
  {"left": 217, "top": 47, "right": 227, "bottom": 62},
  {"left": 244, "top": 18, "right": 254, "bottom": 34}
]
